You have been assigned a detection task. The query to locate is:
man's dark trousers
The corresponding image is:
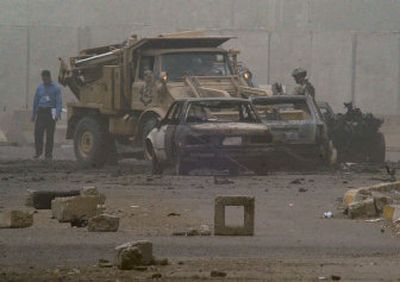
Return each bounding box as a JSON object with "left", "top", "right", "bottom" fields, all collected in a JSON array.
[{"left": 34, "top": 108, "right": 56, "bottom": 158}]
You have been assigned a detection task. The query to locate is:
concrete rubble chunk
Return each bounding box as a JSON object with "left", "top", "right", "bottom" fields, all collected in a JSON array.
[
  {"left": 51, "top": 195, "right": 101, "bottom": 222},
  {"left": 214, "top": 195, "right": 255, "bottom": 236},
  {"left": 348, "top": 199, "right": 377, "bottom": 219},
  {"left": 88, "top": 214, "right": 119, "bottom": 232},
  {"left": 116, "top": 240, "right": 153, "bottom": 266},
  {"left": 81, "top": 186, "right": 106, "bottom": 204},
  {"left": 0, "top": 210, "right": 33, "bottom": 228},
  {"left": 117, "top": 246, "right": 143, "bottom": 270},
  {"left": 372, "top": 192, "right": 393, "bottom": 214},
  {"left": 383, "top": 205, "right": 400, "bottom": 222},
  {"left": 28, "top": 190, "right": 81, "bottom": 209},
  {"left": 343, "top": 188, "right": 370, "bottom": 206}
]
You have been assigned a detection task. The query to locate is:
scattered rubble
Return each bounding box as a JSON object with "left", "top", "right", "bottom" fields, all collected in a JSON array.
[
  {"left": 342, "top": 181, "right": 400, "bottom": 219},
  {"left": 51, "top": 195, "right": 102, "bottom": 223},
  {"left": 98, "top": 259, "right": 113, "bottom": 268},
  {"left": 88, "top": 214, "right": 119, "bottom": 232},
  {"left": 210, "top": 270, "right": 227, "bottom": 278},
  {"left": 116, "top": 240, "right": 154, "bottom": 266},
  {"left": 26, "top": 190, "right": 80, "bottom": 209},
  {"left": 0, "top": 210, "right": 33, "bottom": 228},
  {"left": 172, "top": 225, "right": 212, "bottom": 236},
  {"left": 214, "top": 176, "right": 234, "bottom": 185}
]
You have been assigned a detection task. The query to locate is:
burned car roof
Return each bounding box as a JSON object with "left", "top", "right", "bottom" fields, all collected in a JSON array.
[
  {"left": 250, "top": 95, "right": 310, "bottom": 103},
  {"left": 176, "top": 97, "right": 249, "bottom": 103}
]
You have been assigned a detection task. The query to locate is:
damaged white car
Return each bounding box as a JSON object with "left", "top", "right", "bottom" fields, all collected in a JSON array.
[{"left": 145, "top": 98, "right": 273, "bottom": 175}]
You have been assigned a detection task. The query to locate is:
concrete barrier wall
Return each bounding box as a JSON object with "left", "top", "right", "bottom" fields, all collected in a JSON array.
[{"left": 0, "top": 0, "right": 399, "bottom": 115}]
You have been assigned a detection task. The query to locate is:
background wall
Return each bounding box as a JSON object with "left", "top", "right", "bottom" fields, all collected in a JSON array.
[{"left": 1, "top": 0, "right": 400, "bottom": 114}]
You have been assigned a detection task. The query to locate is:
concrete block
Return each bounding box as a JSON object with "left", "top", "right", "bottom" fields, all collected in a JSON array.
[
  {"left": 343, "top": 188, "right": 370, "bottom": 206},
  {"left": 88, "top": 214, "right": 119, "bottom": 232},
  {"left": 116, "top": 240, "right": 153, "bottom": 265},
  {"left": 28, "top": 190, "right": 81, "bottom": 209},
  {"left": 372, "top": 192, "right": 393, "bottom": 213},
  {"left": 0, "top": 210, "right": 33, "bottom": 228},
  {"left": 214, "top": 196, "right": 255, "bottom": 236},
  {"left": 383, "top": 205, "right": 400, "bottom": 222},
  {"left": 51, "top": 195, "right": 100, "bottom": 222},
  {"left": 81, "top": 186, "right": 106, "bottom": 204},
  {"left": 348, "top": 198, "right": 377, "bottom": 219},
  {"left": 116, "top": 246, "right": 143, "bottom": 270}
]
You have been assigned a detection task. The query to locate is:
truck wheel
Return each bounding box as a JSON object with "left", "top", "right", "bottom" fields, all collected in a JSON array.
[
  {"left": 369, "top": 133, "right": 386, "bottom": 163},
  {"left": 74, "top": 116, "right": 111, "bottom": 168}
]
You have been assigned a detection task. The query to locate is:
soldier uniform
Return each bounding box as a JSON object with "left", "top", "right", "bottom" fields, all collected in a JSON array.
[{"left": 291, "top": 68, "right": 315, "bottom": 98}]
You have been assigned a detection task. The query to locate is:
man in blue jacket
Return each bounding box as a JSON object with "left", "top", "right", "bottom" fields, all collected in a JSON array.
[{"left": 31, "top": 70, "right": 62, "bottom": 160}]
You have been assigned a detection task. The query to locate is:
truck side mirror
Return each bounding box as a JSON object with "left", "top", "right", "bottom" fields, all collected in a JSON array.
[{"left": 160, "top": 72, "right": 168, "bottom": 84}]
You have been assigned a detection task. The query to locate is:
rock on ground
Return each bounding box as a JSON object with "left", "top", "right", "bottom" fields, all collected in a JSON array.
[
  {"left": 0, "top": 210, "right": 33, "bottom": 228},
  {"left": 116, "top": 240, "right": 153, "bottom": 266},
  {"left": 348, "top": 199, "right": 377, "bottom": 219},
  {"left": 116, "top": 246, "right": 143, "bottom": 270},
  {"left": 51, "top": 195, "right": 101, "bottom": 222},
  {"left": 88, "top": 214, "right": 119, "bottom": 232}
]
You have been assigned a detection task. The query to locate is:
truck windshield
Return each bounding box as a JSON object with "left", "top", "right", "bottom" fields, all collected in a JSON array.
[
  {"left": 186, "top": 101, "right": 258, "bottom": 123},
  {"left": 162, "top": 52, "right": 232, "bottom": 81}
]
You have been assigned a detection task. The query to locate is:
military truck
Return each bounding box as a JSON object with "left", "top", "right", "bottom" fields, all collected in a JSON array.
[{"left": 58, "top": 33, "right": 271, "bottom": 167}]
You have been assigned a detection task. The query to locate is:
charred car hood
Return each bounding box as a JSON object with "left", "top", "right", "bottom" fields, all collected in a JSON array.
[{"left": 188, "top": 122, "right": 269, "bottom": 136}]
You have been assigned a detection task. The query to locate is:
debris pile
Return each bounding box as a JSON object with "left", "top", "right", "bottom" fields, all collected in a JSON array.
[
  {"left": 342, "top": 181, "right": 400, "bottom": 221},
  {"left": 115, "top": 240, "right": 168, "bottom": 270}
]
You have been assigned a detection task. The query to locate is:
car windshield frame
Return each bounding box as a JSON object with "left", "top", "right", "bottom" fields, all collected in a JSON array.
[
  {"left": 160, "top": 52, "right": 233, "bottom": 81},
  {"left": 183, "top": 100, "right": 259, "bottom": 124},
  {"left": 252, "top": 98, "right": 315, "bottom": 122}
]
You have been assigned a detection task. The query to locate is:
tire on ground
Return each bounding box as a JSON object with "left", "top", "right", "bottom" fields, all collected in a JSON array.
[{"left": 73, "top": 116, "right": 113, "bottom": 168}]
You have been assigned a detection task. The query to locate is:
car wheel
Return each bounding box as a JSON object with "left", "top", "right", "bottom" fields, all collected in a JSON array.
[
  {"left": 138, "top": 113, "right": 160, "bottom": 147},
  {"left": 175, "top": 155, "right": 190, "bottom": 176}
]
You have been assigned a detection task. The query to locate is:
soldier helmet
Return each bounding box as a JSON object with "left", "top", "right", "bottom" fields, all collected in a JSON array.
[{"left": 292, "top": 68, "right": 307, "bottom": 78}]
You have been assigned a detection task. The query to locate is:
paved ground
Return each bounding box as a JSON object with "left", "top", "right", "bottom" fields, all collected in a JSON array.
[{"left": 0, "top": 146, "right": 400, "bottom": 281}]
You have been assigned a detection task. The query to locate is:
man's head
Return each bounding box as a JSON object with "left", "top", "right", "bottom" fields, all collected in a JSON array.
[
  {"left": 292, "top": 68, "right": 307, "bottom": 84},
  {"left": 41, "top": 70, "right": 52, "bottom": 85}
]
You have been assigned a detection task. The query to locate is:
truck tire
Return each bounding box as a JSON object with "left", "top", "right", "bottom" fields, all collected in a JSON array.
[
  {"left": 73, "top": 116, "right": 111, "bottom": 168},
  {"left": 369, "top": 133, "right": 386, "bottom": 163}
]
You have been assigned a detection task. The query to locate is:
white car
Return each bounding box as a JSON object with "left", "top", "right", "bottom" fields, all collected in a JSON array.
[{"left": 145, "top": 98, "right": 273, "bottom": 175}]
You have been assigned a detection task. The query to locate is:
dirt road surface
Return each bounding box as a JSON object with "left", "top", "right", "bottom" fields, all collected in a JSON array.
[{"left": 1, "top": 145, "right": 400, "bottom": 281}]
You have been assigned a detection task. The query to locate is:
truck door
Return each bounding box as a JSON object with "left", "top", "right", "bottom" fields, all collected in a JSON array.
[{"left": 131, "top": 56, "right": 155, "bottom": 110}]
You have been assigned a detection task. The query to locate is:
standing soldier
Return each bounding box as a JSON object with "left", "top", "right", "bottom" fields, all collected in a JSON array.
[
  {"left": 31, "top": 70, "right": 62, "bottom": 160},
  {"left": 291, "top": 68, "right": 315, "bottom": 98}
]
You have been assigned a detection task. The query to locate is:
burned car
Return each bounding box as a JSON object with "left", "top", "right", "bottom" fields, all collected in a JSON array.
[
  {"left": 250, "top": 95, "right": 336, "bottom": 168},
  {"left": 145, "top": 98, "right": 273, "bottom": 175}
]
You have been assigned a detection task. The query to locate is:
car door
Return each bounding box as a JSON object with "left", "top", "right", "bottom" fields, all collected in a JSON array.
[{"left": 164, "top": 102, "right": 184, "bottom": 161}]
